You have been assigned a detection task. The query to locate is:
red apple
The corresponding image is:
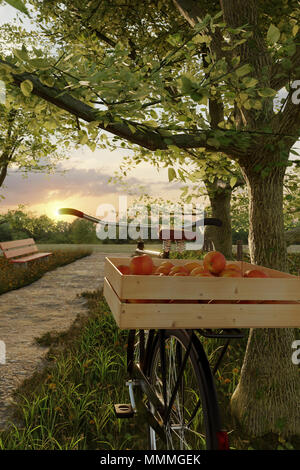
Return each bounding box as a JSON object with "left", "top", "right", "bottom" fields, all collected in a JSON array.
[
  {"left": 203, "top": 251, "right": 226, "bottom": 275},
  {"left": 244, "top": 269, "right": 267, "bottom": 278},
  {"left": 154, "top": 265, "right": 171, "bottom": 275},
  {"left": 225, "top": 263, "right": 242, "bottom": 272},
  {"left": 129, "top": 254, "right": 154, "bottom": 275},
  {"left": 184, "top": 261, "right": 202, "bottom": 273},
  {"left": 219, "top": 269, "right": 242, "bottom": 277},
  {"left": 117, "top": 265, "right": 132, "bottom": 275},
  {"left": 169, "top": 265, "right": 189, "bottom": 276},
  {"left": 190, "top": 266, "right": 213, "bottom": 277}
]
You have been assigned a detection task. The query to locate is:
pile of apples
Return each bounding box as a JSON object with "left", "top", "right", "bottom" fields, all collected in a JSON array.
[
  {"left": 116, "top": 252, "right": 299, "bottom": 305},
  {"left": 116, "top": 251, "right": 268, "bottom": 278}
]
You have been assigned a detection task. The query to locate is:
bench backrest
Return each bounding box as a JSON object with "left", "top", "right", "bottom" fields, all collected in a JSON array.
[{"left": 0, "top": 239, "right": 38, "bottom": 259}]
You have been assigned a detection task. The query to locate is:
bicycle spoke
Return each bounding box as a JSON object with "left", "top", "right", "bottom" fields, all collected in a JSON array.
[{"left": 147, "top": 332, "right": 211, "bottom": 450}]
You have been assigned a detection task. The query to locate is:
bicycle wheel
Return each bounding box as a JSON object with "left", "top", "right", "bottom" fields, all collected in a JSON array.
[{"left": 146, "top": 329, "right": 222, "bottom": 450}]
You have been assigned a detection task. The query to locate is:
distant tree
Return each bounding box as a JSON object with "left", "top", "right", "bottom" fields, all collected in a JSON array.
[{"left": 69, "top": 218, "right": 98, "bottom": 244}]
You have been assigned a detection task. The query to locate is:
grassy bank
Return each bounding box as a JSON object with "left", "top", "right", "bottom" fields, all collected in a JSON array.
[
  {"left": 37, "top": 244, "right": 162, "bottom": 253},
  {"left": 0, "top": 292, "right": 144, "bottom": 450},
  {"left": 0, "top": 249, "right": 92, "bottom": 295}
]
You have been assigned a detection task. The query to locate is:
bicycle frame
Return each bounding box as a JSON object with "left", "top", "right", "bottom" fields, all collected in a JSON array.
[{"left": 58, "top": 206, "right": 243, "bottom": 450}]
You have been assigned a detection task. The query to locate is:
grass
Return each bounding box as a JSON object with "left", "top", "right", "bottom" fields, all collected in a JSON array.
[
  {"left": 0, "top": 252, "right": 299, "bottom": 450},
  {"left": 0, "top": 292, "right": 147, "bottom": 450},
  {"left": 37, "top": 244, "right": 162, "bottom": 253},
  {"left": 0, "top": 248, "right": 92, "bottom": 295}
]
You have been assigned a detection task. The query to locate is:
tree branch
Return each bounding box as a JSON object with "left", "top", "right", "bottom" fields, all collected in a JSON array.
[
  {"left": 172, "top": 0, "right": 226, "bottom": 61},
  {"left": 271, "top": 91, "right": 300, "bottom": 145},
  {"left": 270, "top": 44, "right": 300, "bottom": 91},
  {"left": 0, "top": 59, "right": 247, "bottom": 157}
]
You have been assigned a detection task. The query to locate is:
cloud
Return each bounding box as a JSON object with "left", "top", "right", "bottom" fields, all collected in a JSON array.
[{"left": 0, "top": 166, "right": 143, "bottom": 206}]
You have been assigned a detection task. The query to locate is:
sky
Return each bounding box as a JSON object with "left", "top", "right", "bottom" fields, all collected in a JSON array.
[{"left": 0, "top": 3, "right": 186, "bottom": 222}]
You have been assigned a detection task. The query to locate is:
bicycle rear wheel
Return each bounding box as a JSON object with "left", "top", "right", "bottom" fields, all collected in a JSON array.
[{"left": 146, "top": 329, "right": 222, "bottom": 450}]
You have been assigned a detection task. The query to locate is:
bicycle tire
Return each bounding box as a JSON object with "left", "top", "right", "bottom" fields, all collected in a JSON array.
[{"left": 146, "top": 329, "right": 222, "bottom": 450}]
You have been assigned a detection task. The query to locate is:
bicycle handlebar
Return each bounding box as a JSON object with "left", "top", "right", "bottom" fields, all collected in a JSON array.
[{"left": 58, "top": 208, "right": 222, "bottom": 229}]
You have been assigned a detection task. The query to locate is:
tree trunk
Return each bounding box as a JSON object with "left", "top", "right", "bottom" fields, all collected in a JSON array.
[
  {"left": 204, "top": 178, "right": 233, "bottom": 258},
  {"left": 230, "top": 159, "right": 300, "bottom": 437}
]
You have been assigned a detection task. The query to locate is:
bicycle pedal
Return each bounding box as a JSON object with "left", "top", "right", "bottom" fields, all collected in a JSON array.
[{"left": 114, "top": 403, "right": 134, "bottom": 418}]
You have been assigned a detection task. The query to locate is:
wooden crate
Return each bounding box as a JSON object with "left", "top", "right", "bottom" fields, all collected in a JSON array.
[{"left": 103, "top": 257, "right": 300, "bottom": 329}]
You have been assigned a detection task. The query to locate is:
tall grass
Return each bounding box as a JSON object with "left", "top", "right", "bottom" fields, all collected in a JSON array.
[
  {"left": 0, "top": 293, "right": 147, "bottom": 450},
  {"left": 0, "top": 249, "right": 92, "bottom": 295}
]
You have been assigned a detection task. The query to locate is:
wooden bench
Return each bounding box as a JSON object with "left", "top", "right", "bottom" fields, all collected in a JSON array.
[{"left": 0, "top": 239, "right": 52, "bottom": 266}]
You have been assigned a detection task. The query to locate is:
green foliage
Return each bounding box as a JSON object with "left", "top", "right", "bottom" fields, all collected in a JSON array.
[
  {"left": 0, "top": 248, "right": 91, "bottom": 295},
  {"left": 69, "top": 219, "right": 98, "bottom": 244},
  {"left": 0, "top": 0, "right": 298, "bottom": 158},
  {"left": 3, "top": 0, "right": 28, "bottom": 15},
  {"left": 0, "top": 25, "right": 85, "bottom": 191}
]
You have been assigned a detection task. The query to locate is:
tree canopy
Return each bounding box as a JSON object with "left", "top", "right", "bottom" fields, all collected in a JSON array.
[{"left": 0, "top": 0, "right": 299, "bottom": 162}]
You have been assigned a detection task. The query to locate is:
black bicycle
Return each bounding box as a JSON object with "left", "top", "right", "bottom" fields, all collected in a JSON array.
[{"left": 58, "top": 207, "right": 243, "bottom": 450}]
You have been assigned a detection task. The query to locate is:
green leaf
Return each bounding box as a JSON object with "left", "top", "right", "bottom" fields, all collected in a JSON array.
[
  {"left": 253, "top": 100, "right": 262, "bottom": 110},
  {"left": 230, "top": 176, "right": 237, "bottom": 188},
  {"left": 44, "top": 118, "right": 57, "bottom": 130},
  {"left": 29, "top": 58, "right": 51, "bottom": 71},
  {"left": 236, "top": 64, "right": 252, "bottom": 78},
  {"left": 207, "top": 137, "right": 220, "bottom": 149},
  {"left": 40, "top": 75, "right": 55, "bottom": 87},
  {"left": 14, "top": 46, "right": 29, "bottom": 62},
  {"left": 285, "top": 43, "right": 296, "bottom": 57},
  {"left": 88, "top": 141, "right": 96, "bottom": 152},
  {"left": 242, "top": 76, "right": 258, "bottom": 88},
  {"left": 127, "top": 123, "right": 136, "bottom": 134},
  {"left": 257, "top": 88, "right": 276, "bottom": 98},
  {"left": 267, "top": 24, "right": 280, "bottom": 44},
  {"left": 292, "top": 25, "right": 299, "bottom": 37},
  {"left": 34, "top": 102, "right": 47, "bottom": 113},
  {"left": 20, "top": 79, "right": 33, "bottom": 97},
  {"left": 168, "top": 167, "right": 176, "bottom": 182},
  {"left": 79, "top": 132, "right": 88, "bottom": 145},
  {"left": 4, "top": 0, "right": 29, "bottom": 15}
]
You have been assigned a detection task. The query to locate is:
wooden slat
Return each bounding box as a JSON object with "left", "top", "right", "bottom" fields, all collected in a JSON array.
[
  {"left": 0, "top": 238, "right": 35, "bottom": 250},
  {"left": 104, "top": 257, "right": 127, "bottom": 298},
  {"left": 120, "top": 276, "right": 299, "bottom": 301},
  {"left": 10, "top": 252, "right": 52, "bottom": 263},
  {"left": 118, "top": 302, "right": 300, "bottom": 329},
  {"left": 3, "top": 244, "right": 38, "bottom": 259},
  {"left": 104, "top": 278, "right": 300, "bottom": 329},
  {"left": 103, "top": 278, "right": 121, "bottom": 325},
  {"left": 240, "top": 261, "right": 295, "bottom": 278}
]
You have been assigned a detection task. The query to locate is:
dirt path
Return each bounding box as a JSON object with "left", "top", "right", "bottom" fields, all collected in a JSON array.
[{"left": 0, "top": 252, "right": 127, "bottom": 430}]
